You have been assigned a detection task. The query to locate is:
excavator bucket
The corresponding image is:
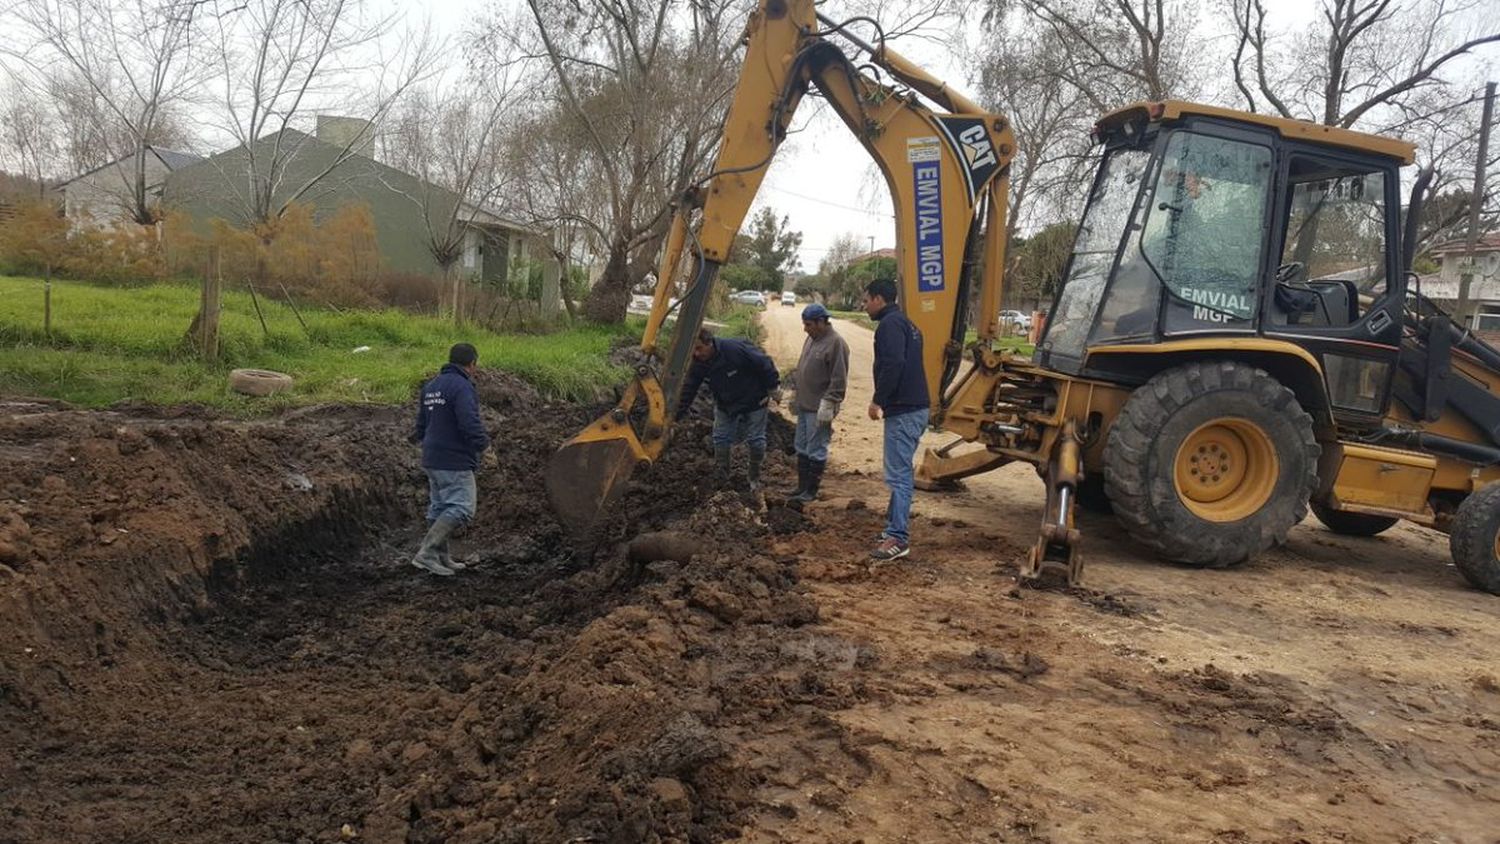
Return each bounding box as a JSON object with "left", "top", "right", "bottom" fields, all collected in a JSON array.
[
  {"left": 546, "top": 434, "right": 639, "bottom": 540},
  {"left": 546, "top": 372, "right": 669, "bottom": 540}
]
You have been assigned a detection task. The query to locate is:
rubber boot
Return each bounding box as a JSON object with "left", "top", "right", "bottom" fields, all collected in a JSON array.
[
  {"left": 437, "top": 537, "right": 467, "bottom": 571},
  {"left": 713, "top": 445, "right": 733, "bottom": 489},
  {"left": 804, "top": 459, "right": 825, "bottom": 499},
  {"left": 747, "top": 447, "right": 765, "bottom": 493},
  {"left": 789, "top": 459, "right": 825, "bottom": 509},
  {"left": 411, "top": 515, "right": 462, "bottom": 576},
  {"left": 785, "top": 455, "right": 809, "bottom": 500}
]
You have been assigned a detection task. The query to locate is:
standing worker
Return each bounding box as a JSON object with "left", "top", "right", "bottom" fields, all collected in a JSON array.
[
  {"left": 786, "top": 303, "right": 850, "bottom": 507},
  {"left": 677, "top": 327, "right": 781, "bottom": 491},
  {"left": 864, "top": 278, "right": 929, "bottom": 561},
  {"left": 409, "top": 342, "right": 491, "bottom": 577}
]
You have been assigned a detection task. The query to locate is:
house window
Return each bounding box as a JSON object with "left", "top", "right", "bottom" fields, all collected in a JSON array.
[
  {"left": 1476, "top": 305, "right": 1500, "bottom": 332},
  {"left": 463, "top": 233, "right": 477, "bottom": 269}
]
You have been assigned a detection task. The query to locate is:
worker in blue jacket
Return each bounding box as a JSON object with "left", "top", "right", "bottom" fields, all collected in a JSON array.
[
  {"left": 409, "top": 343, "right": 491, "bottom": 576},
  {"left": 677, "top": 327, "right": 781, "bottom": 491},
  {"left": 864, "top": 278, "right": 929, "bottom": 561}
]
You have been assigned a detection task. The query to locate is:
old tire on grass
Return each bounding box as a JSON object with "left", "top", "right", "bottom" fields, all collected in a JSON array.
[
  {"left": 1104, "top": 360, "right": 1319, "bottom": 568},
  {"left": 1449, "top": 483, "right": 1500, "bottom": 594},
  {"left": 1310, "top": 501, "right": 1398, "bottom": 537},
  {"left": 229, "top": 368, "right": 294, "bottom": 398}
]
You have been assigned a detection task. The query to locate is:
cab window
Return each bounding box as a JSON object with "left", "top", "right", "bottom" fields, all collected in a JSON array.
[
  {"left": 1140, "top": 131, "right": 1273, "bottom": 328},
  {"left": 1270, "top": 157, "right": 1389, "bottom": 328}
]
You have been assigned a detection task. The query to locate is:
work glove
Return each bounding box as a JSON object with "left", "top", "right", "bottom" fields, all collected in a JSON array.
[
  {"left": 769, "top": 388, "right": 784, "bottom": 405},
  {"left": 817, "top": 398, "right": 840, "bottom": 425},
  {"left": 481, "top": 449, "right": 498, "bottom": 471}
]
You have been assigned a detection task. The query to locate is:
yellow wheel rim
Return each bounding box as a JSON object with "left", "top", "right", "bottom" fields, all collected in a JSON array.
[{"left": 1174, "top": 417, "right": 1279, "bottom": 523}]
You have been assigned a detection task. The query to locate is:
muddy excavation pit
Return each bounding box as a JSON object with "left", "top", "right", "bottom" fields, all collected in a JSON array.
[{"left": 0, "top": 379, "right": 831, "bottom": 844}]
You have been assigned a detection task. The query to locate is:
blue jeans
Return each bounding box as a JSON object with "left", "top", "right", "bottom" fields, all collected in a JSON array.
[
  {"left": 712, "top": 405, "right": 768, "bottom": 452},
  {"left": 795, "top": 411, "right": 833, "bottom": 462},
  {"left": 425, "top": 468, "right": 477, "bottom": 524},
  {"left": 882, "top": 408, "right": 929, "bottom": 543}
]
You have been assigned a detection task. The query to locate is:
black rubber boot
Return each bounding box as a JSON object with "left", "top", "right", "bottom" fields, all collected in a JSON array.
[
  {"left": 789, "top": 459, "right": 825, "bottom": 509},
  {"left": 805, "top": 459, "right": 825, "bottom": 499},
  {"left": 747, "top": 447, "right": 765, "bottom": 492},
  {"left": 786, "top": 455, "right": 809, "bottom": 499},
  {"left": 713, "top": 445, "right": 733, "bottom": 488}
]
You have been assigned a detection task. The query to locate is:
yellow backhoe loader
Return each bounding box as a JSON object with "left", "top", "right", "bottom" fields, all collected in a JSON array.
[{"left": 548, "top": 0, "right": 1500, "bottom": 593}]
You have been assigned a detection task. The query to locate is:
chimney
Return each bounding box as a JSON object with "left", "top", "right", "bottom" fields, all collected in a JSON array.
[{"left": 316, "top": 115, "right": 375, "bottom": 158}]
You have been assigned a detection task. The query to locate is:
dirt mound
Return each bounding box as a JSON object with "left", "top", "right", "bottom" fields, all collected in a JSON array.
[{"left": 0, "top": 371, "right": 827, "bottom": 843}]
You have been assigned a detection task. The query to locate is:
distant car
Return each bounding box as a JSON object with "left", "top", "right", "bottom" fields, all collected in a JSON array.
[
  {"left": 781, "top": 291, "right": 798, "bottom": 307},
  {"left": 999, "top": 309, "right": 1032, "bottom": 331},
  {"left": 730, "top": 290, "right": 767, "bottom": 308}
]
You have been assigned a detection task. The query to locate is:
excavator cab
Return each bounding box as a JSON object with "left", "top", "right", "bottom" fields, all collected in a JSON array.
[
  {"left": 1036, "top": 102, "right": 1412, "bottom": 396},
  {"left": 961, "top": 101, "right": 1500, "bottom": 590}
]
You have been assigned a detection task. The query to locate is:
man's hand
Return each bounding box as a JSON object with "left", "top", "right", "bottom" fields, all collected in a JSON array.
[
  {"left": 482, "top": 449, "right": 499, "bottom": 470},
  {"left": 770, "top": 387, "right": 785, "bottom": 405},
  {"left": 867, "top": 402, "right": 882, "bottom": 420}
]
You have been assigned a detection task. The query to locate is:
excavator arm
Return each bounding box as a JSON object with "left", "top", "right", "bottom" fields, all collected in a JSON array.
[{"left": 547, "top": 0, "right": 1017, "bottom": 541}]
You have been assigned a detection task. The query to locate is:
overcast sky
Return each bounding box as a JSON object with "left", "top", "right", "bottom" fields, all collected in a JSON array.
[{"left": 392, "top": 0, "right": 1337, "bottom": 272}]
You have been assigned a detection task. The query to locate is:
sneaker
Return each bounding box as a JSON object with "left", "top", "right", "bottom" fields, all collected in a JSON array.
[
  {"left": 869, "top": 537, "right": 909, "bottom": 561},
  {"left": 410, "top": 554, "right": 456, "bottom": 577}
]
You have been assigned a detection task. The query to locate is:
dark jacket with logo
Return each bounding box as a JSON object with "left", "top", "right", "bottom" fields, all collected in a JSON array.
[
  {"left": 872, "top": 304, "right": 929, "bottom": 416},
  {"left": 413, "top": 363, "right": 490, "bottom": 470},
  {"left": 677, "top": 337, "right": 781, "bottom": 419}
]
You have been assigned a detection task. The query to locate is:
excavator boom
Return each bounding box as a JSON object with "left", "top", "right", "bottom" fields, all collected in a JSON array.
[{"left": 547, "top": 0, "right": 1017, "bottom": 540}]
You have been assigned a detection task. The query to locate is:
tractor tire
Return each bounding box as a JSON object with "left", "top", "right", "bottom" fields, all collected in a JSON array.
[
  {"left": 1310, "top": 501, "right": 1398, "bottom": 537},
  {"left": 1104, "top": 360, "right": 1319, "bottom": 568},
  {"left": 229, "top": 368, "right": 293, "bottom": 398},
  {"left": 1449, "top": 483, "right": 1500, "bottom": 594},
  {"left": 1076, "top": 473, "right": 1113, "bottom": 514}
]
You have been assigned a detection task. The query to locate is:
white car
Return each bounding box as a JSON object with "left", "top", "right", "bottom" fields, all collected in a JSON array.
[
  {"left": 730, "top": 290, "right": 767, "bottom": 307},
  {"left": 781, "top": 291, "right": 798, "bottom": 307},
  {"left": 999, "top": 310, "right": 1032, "bottom": 331}
]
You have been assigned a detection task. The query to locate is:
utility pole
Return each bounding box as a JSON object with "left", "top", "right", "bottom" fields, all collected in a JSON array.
[
  {"left": 868, "top": 235, "right": 875, "bottom": 256},
  {"left": 1455, "top": 81, "right": 1495, "bottom": 327}
]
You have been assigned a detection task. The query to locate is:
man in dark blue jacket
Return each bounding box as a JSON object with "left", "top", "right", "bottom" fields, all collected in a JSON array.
[
  {"left": 677, "top": 327, "right": 781, "bottom": 491},
  {"left": 864, "top": 278, "right": 929, "bottom": 561},
  {"left": 409, "top": 343, "right": 491, "bottom": 576}
]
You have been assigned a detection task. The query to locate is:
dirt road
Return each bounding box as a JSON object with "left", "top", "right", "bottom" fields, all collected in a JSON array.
[{"left": 750, "top": 303, "right": 1500, "bottom": 842}]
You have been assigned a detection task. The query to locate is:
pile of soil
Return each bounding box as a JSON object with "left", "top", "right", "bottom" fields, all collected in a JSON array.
[{"left": 0, "top": 374, "right": 824, "bottom": 843}]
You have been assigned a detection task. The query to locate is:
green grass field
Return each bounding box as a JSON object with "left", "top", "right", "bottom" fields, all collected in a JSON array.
[{"left": 0, "top": 276, "right": 638, "bottom": 411}]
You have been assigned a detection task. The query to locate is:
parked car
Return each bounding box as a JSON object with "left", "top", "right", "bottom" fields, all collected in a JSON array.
[
  {"left": 730, "top": 290, "right": 767, "bottom": 308},
  {"left": 781, "top": 291, "right": 798, "bottom": 307},
  {"left": 999, "top": 309, "right": 1032, "bottom": 332}
]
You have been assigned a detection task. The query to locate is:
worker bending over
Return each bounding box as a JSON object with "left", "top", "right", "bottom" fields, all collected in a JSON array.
[{"left": 677, "top": 327, "right": 782, "bottom": 491}]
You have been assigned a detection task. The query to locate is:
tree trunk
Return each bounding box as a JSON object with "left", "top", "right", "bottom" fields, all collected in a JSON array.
[
  {"left": 184, "top": 246, "right": 223, "bottom": 360},
  {"left": 581, "top": 242, "right": 634, "bottom": 324},
  {"left": 43, "top": 264, "right": 52, "bottom": 337}
]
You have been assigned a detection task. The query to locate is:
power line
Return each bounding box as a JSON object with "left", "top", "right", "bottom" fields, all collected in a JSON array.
[{"left": 766, "top": 184, "right": 896, "bottom": 218}]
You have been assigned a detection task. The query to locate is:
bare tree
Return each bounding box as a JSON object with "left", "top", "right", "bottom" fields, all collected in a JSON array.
[
  {"left": 987, "top": 0, "right": 1203, "bottom": 110},
  {"left": 974, "top": 15, "right": 1097, "bottom": 243},
  {"left": 14, "top": 0, "right": 206, "bottom": 223},
  {"left": 478, "top": 0, "right": 745, "bottom": 323},
  {"left": 380, "top": 73, "right": 524, "bottom": 320},
  {"left": 1229, "top": 0, "right": 1499, "bottom": 128},
  {"left": 1228, "top": 0, "right": 1500, "bottom": 252},
  {"left": 0, "top": 83, "right": 58, "bottom": 197},
  {"left": 201, "top": 0, "right": 436, "bottom": 233}
]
